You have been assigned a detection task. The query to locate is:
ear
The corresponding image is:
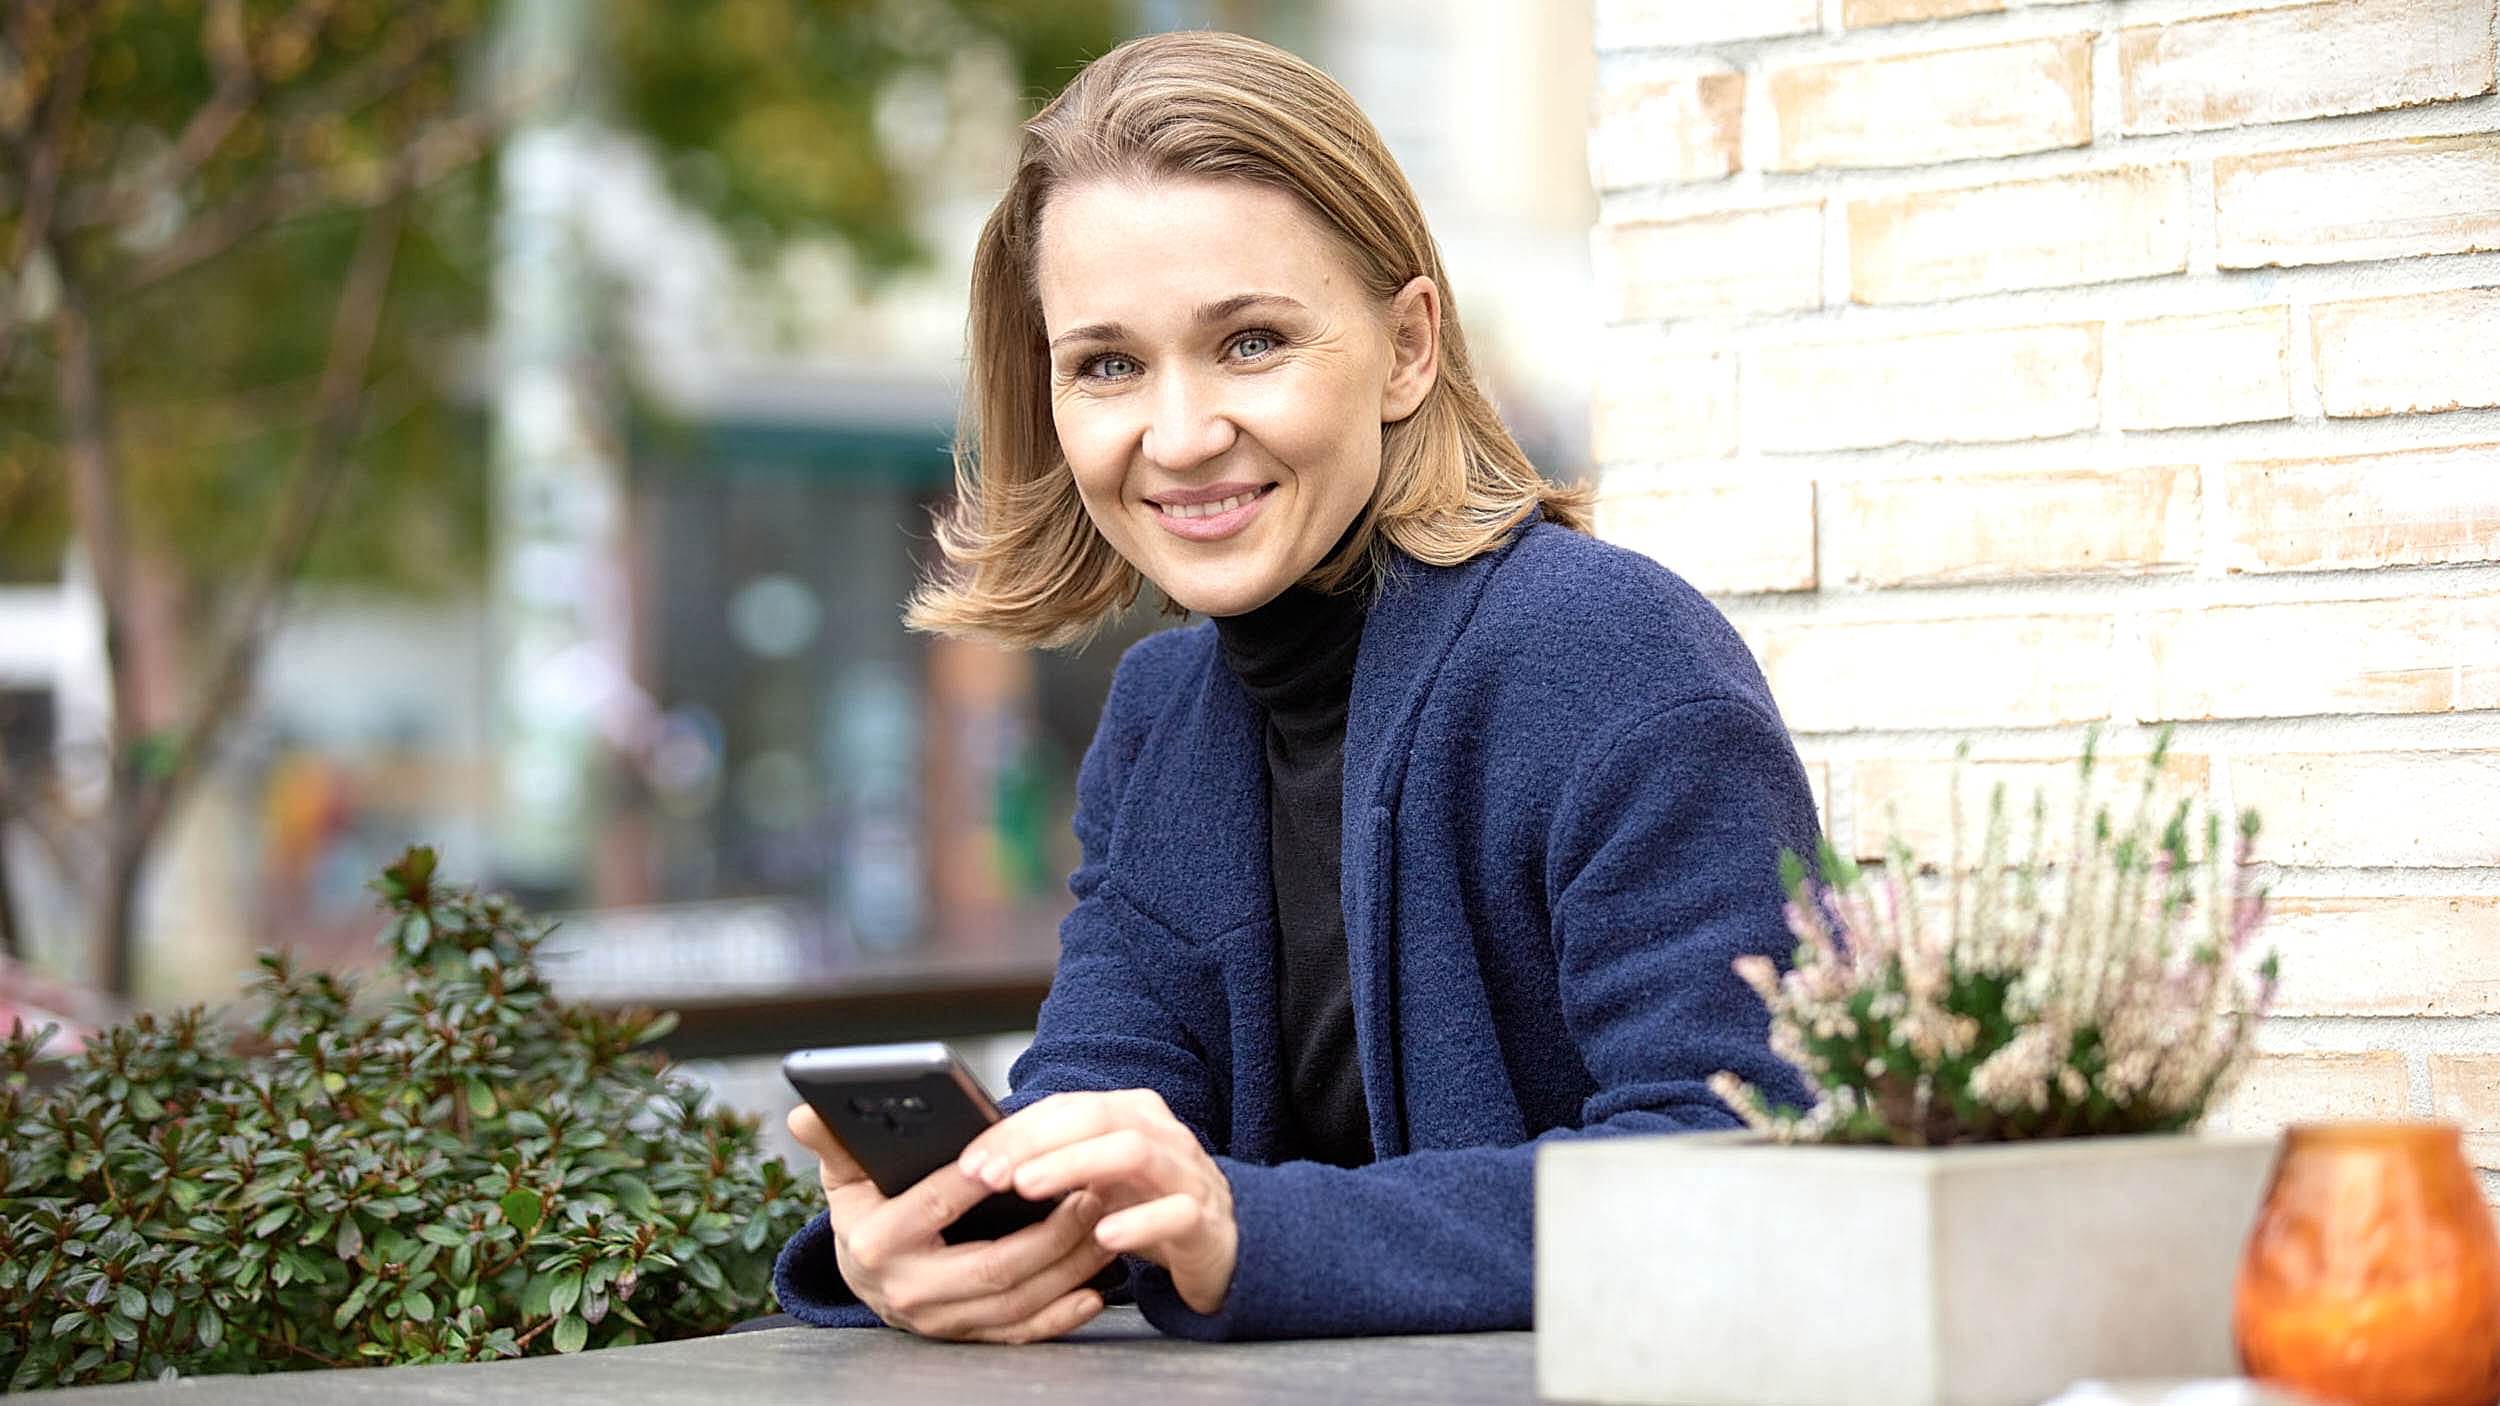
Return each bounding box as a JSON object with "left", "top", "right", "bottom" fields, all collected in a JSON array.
[{"left": 1379, "top": 275, "right": 1441, "bottom": 424}]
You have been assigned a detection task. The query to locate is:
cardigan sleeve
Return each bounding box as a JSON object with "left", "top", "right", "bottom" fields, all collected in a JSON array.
[
  {"left": 771, "top": 640, "right": 1220, "bottom": 1327},
  {"left": 1127, "top": 694, "right": 1818, "bottom": 1341}
]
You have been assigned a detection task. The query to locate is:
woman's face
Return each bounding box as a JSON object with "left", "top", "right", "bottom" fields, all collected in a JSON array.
[{"left": 1034, "top": 176, "right": 1438, "bottom": 619}]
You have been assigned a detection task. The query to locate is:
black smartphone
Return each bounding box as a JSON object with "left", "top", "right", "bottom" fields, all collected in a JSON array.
[{"left": 781, "top": 1041, "right": 1059, "bottom": 1245}]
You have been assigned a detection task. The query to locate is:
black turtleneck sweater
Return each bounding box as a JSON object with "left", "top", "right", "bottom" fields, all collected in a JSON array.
[{"left": 1212, "top": 585, "right": 1374, "bottom": 1169}]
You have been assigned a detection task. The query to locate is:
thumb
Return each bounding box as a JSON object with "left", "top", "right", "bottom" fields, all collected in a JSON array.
[{"left": 787, "top": 1103, "right": 884, "bottom": 1222}]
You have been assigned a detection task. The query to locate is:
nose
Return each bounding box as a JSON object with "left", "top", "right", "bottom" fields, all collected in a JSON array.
[{"left": 1140, "top": 367, "right": 1236, "bottom": 475}]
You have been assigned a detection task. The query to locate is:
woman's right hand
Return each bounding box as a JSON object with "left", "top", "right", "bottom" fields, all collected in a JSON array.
[{"left": 785, "top": 1103, "right": 1119, "bottom": 1343}]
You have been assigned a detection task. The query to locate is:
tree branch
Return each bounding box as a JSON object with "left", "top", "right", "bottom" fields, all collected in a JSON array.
[
  {"left": 150, "top": 0, "right": 258, "bottom": 203},
  {"left": 270, "top": 5, "right": 447, "bottom": 127},
  {"left": 58, "top": 0, "right": 457, "bottom": 239},
  {"left": 132, "top": 183, "right": 408, "bottom": 844},
  {"left": 113, "top": 106, "right": 487, "bottom": 296},
  {"left": 0, "top": 1, "right": 96, "bottom": 382},
  {"left": 0, "top": 774, "right": 88, "bottom": 895}
]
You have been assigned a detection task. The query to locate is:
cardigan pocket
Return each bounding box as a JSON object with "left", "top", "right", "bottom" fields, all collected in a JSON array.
[{"left": 1095, "top": 882, "right": 1243, "bottom": 1079}]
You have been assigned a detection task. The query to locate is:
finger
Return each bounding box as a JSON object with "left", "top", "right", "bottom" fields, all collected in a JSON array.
[
  {"left": 908, "top": 1203, "right": 1121, "bottom": 1339},
  {"left": 852, "top": 1160, "right": 1014, "bottom": 1265},
  {"left": 963, "top": 1089, "right": 1172, "bottom": 1192},
  {"left": 1094, "top": 1191, "right": 1208, "bottom": 1256},
  {"left": 1011, "top": 1128, "right": 1176, "bottom": 1203},
  {"left": 958, "top": 1285, "right": 1108, "bottom": 1346},
  {"left": 958, "top": 1092, "right": 1120, "bottom": 1191},
  {"left": 881, "top": 1188, "right": 1105, "bottom": 1311}
]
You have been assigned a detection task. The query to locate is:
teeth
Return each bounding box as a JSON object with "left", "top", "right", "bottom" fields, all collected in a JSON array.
[{"left": 1160, "top": 490, "right": 1259, "bottom": 520}]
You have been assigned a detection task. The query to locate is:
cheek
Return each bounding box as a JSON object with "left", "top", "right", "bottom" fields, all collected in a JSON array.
[
  {"left": 1245, "top": 374, "right": 1383, "bottom": 494},
  {"left": 1050, "top": 401, "right": 1130, "bottom": 503}
]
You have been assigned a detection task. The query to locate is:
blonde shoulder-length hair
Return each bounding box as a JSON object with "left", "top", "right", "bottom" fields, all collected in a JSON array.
[{"left": 904, "top": 30, "right": 1594, "bottom": 649}]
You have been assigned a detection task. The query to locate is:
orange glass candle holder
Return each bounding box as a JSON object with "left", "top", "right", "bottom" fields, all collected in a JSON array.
[{"left": 2235, "top": 1122, "right": 2500, "bottom": 1406}]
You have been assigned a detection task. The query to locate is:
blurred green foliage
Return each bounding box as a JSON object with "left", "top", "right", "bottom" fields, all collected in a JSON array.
[
  {"left": 2, "top": 0, "right": 499, "bottom": 588},
  {"left": 0, "top": 0, "right": 1126, "bottom": 589},
  {"left": 609, "top": 0, "right": 1125, "bottom": 272}
]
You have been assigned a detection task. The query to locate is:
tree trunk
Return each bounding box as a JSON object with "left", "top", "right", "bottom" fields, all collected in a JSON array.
[
  {"left": 56, "top": 188, "right": 407, "bottom": 995},
  {"left": 51, "top": 270, "right": 154, "bottom": 994},
  {"left": 94, "top": 814, "right": 149, "bottom": 995},
  {"left": 0, "top": 757, "right": 23, "bottom": 963}
]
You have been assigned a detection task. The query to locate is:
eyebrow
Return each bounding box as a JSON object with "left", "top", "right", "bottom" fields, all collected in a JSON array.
[{"left": 1046, "top": 293, "right": 1309, "bottom": 353}]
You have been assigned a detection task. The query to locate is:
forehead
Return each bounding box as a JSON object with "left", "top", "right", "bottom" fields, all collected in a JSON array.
[{"left": 1032, "top": 176, "right": 1355, "bottom": 329}]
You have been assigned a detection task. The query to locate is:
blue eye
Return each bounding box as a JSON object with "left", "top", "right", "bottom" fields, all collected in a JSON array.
[
  {"left": 1082, "top": 354, "right": 1140, "bottom": 381},
  {"left": 1230, "top": 331, "right": 1278, "bottom": 360}
]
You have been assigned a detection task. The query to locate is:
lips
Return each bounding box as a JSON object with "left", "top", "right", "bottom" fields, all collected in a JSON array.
[
  {"left": 1148, "top": 483, "right": 1276, "bottom": 543},
  {"left": 1156, "top": 487, "right": 1265, "bottom": 519}
]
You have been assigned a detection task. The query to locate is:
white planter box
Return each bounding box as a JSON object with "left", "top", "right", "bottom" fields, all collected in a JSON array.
[{"left": 1535, "top": 1131, "right": 2278, "bottom": 1406}]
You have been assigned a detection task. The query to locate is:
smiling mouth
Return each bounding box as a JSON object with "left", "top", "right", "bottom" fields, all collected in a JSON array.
[{"left": 1152, "top": 485, "right": 1276, "bottom": 520}]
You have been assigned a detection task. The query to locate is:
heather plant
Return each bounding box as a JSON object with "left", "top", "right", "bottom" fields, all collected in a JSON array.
[
  {"left": 0, "top": 849, "right": 819, "bottom": 1389},
  {"left": 1712, "top": 730, "right": 2280, "bottom": 1147}
]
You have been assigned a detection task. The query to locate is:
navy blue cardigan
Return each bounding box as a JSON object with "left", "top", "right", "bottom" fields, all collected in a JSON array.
[{"left": 773, "top": 518, "right": 1818, "bottom": 1340}]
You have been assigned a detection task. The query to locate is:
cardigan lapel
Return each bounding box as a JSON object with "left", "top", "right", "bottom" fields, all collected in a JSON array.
[
  {"left": 1339, "top": 520, "right": 1530, "bottom": 1159},
  {"left": 1099, "top": 516, "right": 1533, "bottom": 1163},
  {"left": 1104, "top": 637, "right": 1273, "bottom": 945}
]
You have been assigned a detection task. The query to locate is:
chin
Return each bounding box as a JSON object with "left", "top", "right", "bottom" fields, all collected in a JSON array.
[{"left": 1160, "top": 567, "right": 1291, "bottom": 619}]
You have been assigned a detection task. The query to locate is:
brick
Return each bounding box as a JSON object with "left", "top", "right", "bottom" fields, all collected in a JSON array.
[
  {"left": 2216, "top": 134, "right": 2500, "bottom": 269},
  {"left": 1589, "top": 339, "right": 1738, "bottom": 463},
  {"left": 1742, "top": 322, "right": 2100, "bottom": 452},
  {"left": 1824, "top": 466, "right": 2199, "bottom": 587},
  {"left": 2313, "top": 287, "right": 2500, "bottom": 418},
  {"left": 1845, "top": 0, "right": 2003, "bottom": 25},
  {"left": 1767, "top": 35, "right": 2093, "bottom": 172},
  {"left": 1592, "top": 71, "right": 1744, "bottom": 190},
  {"left": 1596, "top": 0, "right": 1822, "bottom": 48},
  {"left": 2430, "top": 1056, "right": 2500, "bottom": 1171},
  {"left": 1596, "top": 472, "right": 1818, "bottom": 594},
  {"left": 2218, "top": 1052, "right": 2412, "bottom": 1133},
  {"left": 2143, "top": 596, "right": 2500, "bottom": 721},
  {"left": 1848, "top": 166, "right": 2189, "bottom": 305},
  {"left": 2120, "top": 0, "right": 2496, "bottom": 136},
  {"left": 1597, "top": 204, "right": 1823, "bottom": 320},
  {"left": 2230, "top": 751, "right": 2500, "bottom": 868},
  {"left": 1753, "top": 614, "right": 2115, "bottom": 732},
  {"left": 2267, "top": 899, "right": 2500, "bottom": 1017},
  {"left": 1850, "top": 753, "right": 2212, "bottom": 866},
  {"left": 2107, "top": 307, "right": 2294, "bottom": 431},
  {"left": 2222, "top": 443, "right": 2500, "bottom": 573}
]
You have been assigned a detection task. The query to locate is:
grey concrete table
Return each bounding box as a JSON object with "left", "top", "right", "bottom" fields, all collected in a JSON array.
[
  {"left": 28, "top": 1312, "right": 2323, "bottom": 1405},
  {"left": 37, "top": 1308, "right": 1540, "bottom": 1404}
]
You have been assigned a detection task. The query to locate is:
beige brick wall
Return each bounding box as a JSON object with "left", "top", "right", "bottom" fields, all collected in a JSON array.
[{"left": 1590, "top": 0, "right": 2500, "bottom": 1194}]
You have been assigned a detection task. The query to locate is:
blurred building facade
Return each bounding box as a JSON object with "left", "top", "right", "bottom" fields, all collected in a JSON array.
[{"left": 1585, "top": 0, "right": 2500, "bottom": 1192}]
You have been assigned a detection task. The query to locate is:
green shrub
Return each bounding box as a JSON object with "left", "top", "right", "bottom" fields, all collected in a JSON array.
[{"left": 0, "top": 849, "right": 819, "bottom": 1388}]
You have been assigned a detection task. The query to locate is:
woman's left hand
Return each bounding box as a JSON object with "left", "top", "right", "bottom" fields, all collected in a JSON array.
[{"left": 957, "top": 1089, "right": 1237, "bottom": 1315}]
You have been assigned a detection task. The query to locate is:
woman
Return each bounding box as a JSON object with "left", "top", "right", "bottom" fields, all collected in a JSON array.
[{"left": 771, "top": 30, "right": 1816, "bottom": 1344}]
